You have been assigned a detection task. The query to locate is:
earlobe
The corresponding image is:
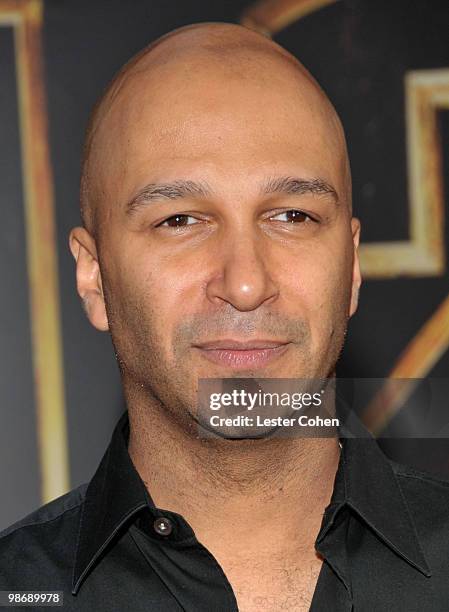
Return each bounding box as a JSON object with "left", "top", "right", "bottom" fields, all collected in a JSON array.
[
  {"left": 69, "top": 227, "right": 109, "bottom": 332},
  {"left": 349, "top": 284, "right": 360, "bottom": 317}
]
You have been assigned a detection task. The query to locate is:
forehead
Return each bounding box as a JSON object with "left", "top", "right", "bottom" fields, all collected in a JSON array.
[{"left": 90, "top": 50, "right": 346, "bottom": 208}]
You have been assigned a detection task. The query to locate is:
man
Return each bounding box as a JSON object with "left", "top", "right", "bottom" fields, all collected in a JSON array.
[{"left": 0, "top": 21, "right": 448, "bottom": 612}]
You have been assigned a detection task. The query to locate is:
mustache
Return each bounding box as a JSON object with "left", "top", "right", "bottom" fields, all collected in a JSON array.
[{"left": 173, "top": 308, "right": 310, "bottom": 346}]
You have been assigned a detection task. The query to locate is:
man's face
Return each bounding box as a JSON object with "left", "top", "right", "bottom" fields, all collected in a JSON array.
[{"left": 73, "top": 50, "right": 361, "bottom": 430}]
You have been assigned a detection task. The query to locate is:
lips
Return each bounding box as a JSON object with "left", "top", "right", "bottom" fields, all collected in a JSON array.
[{"left": 193, "top": 339, "right": 290, "bottom": 369}]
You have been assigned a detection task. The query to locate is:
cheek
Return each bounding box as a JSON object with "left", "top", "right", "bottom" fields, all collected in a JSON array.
[
  {"left": 124, "top": 253, "right": 205, "bottom": 351},
  {"left": 284, "top": 240, "right": 350, "bottom": 299},
  {"left": 281, "top": 236, "right": 353, "bottom": 334},
  {"left": 145, "top": 255, "right": 205, "bottom": 310}
]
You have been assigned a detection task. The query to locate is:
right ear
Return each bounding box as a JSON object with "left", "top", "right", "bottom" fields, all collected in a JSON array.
[
  {"left": 69, "top": 227, "right": 109, "bottom": 331},
  {"left": 348, "top": 217, "right": 362, "bottom": 318}
]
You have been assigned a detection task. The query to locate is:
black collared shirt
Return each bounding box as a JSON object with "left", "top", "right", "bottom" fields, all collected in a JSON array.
[{"left": 1, "top": 409, "right": 449, "bottom": 611}]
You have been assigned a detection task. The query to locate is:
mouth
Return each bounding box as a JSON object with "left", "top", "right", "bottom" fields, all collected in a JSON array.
[{"left": 192, "top": 339, "right": 291, "bottom": 370}]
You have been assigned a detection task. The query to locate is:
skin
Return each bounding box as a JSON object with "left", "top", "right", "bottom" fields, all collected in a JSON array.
[{"left": 69, "top": 22, "right": 361, "bottom": 611}]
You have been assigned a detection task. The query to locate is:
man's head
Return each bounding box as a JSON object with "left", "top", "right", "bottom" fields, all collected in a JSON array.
[{"left": 69, "top": 22, "right": 361, "bottom": 432}]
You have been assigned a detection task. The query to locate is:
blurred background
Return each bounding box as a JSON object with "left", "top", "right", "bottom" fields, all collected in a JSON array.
[{"left": 1, "top": 0, "right": 448, "bottom": 530}]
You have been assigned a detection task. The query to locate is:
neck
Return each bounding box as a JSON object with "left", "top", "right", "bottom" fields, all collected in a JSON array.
[{"left": 127, "top": 386, "right": 340, "bottom": 561}]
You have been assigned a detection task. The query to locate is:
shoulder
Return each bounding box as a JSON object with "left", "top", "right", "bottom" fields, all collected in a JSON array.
[
  {"left": 391, "top": 460, "right": 449, "bottom": 534},
  {"left": 0, "top": 483, "right": 88, "bottom": 589},
  {"left": 392, "top": 459, "right": 449, "bottom": 494},
  {"left": 0, "top": 482, "right": 88, "bottom": 541}
]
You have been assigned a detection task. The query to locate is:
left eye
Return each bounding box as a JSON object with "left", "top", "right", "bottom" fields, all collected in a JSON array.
[
  {"left": 158, "top": 214, "right": 199, "bottom": 228},
  {"left": 270, "top": 210, "right": 315, "bottom": 223}
]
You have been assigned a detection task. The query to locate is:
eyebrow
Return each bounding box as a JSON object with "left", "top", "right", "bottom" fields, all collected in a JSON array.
[
  {"left": 261, "top": 176, "right": 338, "bottom": 201},
  {"left": 126, "top": 180, "right": 211, "bottom": 214},
  {"left": 125, "top": 175, "right": 338, "bottom": 214}
]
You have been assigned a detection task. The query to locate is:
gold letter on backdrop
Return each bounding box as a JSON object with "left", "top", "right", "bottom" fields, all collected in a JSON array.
[{"left": 0, "top": 0, "right": 69, "bottom": 501}]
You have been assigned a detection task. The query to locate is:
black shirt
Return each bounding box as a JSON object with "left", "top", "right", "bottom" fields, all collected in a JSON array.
[{"left": 1, "top": 409, "right": 449, "bottom": 611}]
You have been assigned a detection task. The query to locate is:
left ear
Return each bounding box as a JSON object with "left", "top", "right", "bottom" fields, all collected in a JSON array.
[{"left": 349, "top": 217, "right": 362, "bottom": 318}]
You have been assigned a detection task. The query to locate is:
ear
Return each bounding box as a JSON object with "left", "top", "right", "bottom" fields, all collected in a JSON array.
[
  {"left": 69, "top": 227, "right": 109, "bottom": 331},
  {"left": 349, "top": 217, "right": 362, "bottom": 318}
]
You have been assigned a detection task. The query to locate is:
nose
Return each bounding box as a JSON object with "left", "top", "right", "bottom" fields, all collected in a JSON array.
[{"left": 205, "top": 230, "right": 279, "bottom": 311}]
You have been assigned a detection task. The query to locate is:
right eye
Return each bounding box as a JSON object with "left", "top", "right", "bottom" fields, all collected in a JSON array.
[{"left": 156, "top": 214, "right": 200, "bottom": 228}]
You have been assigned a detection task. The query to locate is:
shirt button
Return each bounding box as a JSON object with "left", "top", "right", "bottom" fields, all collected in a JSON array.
[{"left": 153, "top": 517, "right": 173, "bottom": 536}]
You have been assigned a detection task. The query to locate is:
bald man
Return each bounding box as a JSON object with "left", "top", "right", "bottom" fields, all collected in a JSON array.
[{"left": 1, "top": 21, "right": 449, "bottom": 612}]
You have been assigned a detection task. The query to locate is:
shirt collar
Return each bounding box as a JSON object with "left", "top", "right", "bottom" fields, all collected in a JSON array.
[
  {"left": 72, "top": 405, "right": 431, "bottom": 594},
  {"left": 316, "top": 394, "right": 431, "bottom": 580},
  {"left": 72, "top": 411, "right": 150, "bottom": 595}
]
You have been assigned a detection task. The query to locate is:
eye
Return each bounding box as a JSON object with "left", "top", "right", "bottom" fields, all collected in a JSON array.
[
  {"left": 269, "top": 210, "right": 317, "bottom": 224},
  {"left": 157, "top": 214, "right": 200, "bottom": 228}
]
